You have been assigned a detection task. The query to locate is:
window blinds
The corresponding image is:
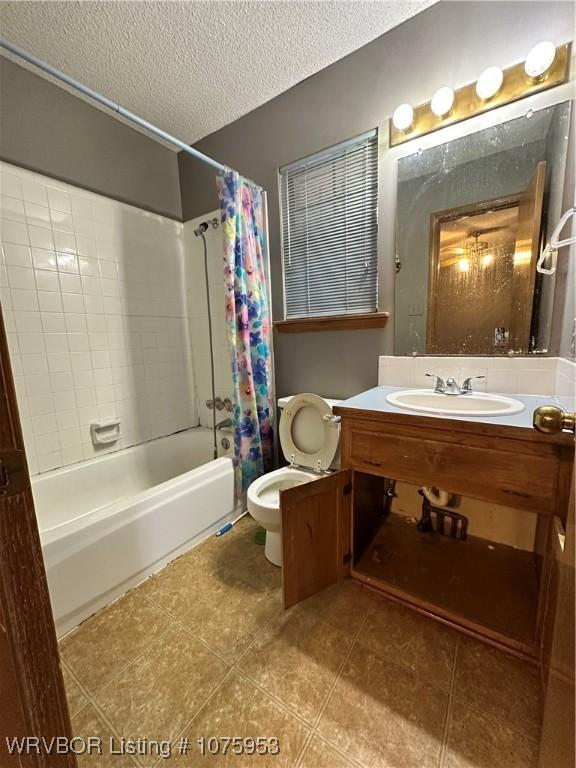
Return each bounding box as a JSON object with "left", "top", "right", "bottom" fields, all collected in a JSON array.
[{"left": 280, "top": 130, "right": 378, "bottom": 319}]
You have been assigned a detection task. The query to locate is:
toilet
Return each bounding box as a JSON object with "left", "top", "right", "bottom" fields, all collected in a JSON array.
[{"left": 247, "top": 393, "right": 341, "bottom": 566}]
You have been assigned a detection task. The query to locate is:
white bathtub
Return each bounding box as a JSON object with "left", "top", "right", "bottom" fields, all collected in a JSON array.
[{"left": 33, "top": 428, "right": 235, "bottom": 637}]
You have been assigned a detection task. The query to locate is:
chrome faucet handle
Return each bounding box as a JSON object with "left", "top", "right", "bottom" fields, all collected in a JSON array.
[
  {"left": 223, "top": 397, "right": 233, "bottom": 412},
  {"left": 425, "top": 373, "right": 446, "bottom": 393},
  {"left": 460, "top": 375, "right": 485, "bottom": 393}
]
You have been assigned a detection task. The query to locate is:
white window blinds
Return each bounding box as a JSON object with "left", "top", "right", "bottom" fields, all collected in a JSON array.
[{"left": 280, "top": 130, "right": 378, "bottom": 319}]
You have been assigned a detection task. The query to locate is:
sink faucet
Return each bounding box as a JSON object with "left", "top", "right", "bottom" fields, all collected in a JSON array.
[{"left": 425, "top": 373, "right": 485, "bottom": 395}]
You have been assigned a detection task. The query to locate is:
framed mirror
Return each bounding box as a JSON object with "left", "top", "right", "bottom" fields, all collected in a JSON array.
[{"left": 394, "top": 101, "right": 571, "bottom": 356}]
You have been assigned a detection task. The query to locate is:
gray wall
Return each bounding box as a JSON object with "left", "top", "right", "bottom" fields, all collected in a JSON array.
[
  {"left": 179, "top": 0, "right": 575, "bottom": 397},
  {"left": 551, "top": 97, "right": 576, "bottom": 359},
  {"left": 0, "top": 58, "right": 182, "bottom": 219}
]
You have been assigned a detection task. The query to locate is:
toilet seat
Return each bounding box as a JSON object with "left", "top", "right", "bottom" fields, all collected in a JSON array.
[{"left": 279, "top": 393, "right": 340, "bottom": 472}]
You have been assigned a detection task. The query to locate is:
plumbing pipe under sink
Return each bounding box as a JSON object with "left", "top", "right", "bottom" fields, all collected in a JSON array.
[{"left": 421, "top": 486, "right": 452, "bottom": 508}]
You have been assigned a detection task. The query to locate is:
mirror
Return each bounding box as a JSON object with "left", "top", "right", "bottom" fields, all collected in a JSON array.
[{"left": 394, "top": 101, "right": 571, "bottom": 356}]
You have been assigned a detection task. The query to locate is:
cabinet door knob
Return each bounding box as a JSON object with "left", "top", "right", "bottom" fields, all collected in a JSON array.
[{"left": 533, "top": 406, "right": 576, "bottom": 435}]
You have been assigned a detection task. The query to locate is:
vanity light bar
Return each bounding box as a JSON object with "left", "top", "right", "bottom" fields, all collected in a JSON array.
[{"left": 389, "top": 41, "right": 570, "bottom": 147}]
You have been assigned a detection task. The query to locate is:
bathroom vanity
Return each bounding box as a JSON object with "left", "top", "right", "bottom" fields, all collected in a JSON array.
[{"left": 280, "top": 387, "right": 574, "bottom": 659}]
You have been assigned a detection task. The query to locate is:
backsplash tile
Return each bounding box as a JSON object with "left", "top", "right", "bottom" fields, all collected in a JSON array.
[
  {"left": 0, "top": 161, "right": 199, "bottom": 474},
  {"left": 378, "top": 355, "right": 575, "bottom": 402}
]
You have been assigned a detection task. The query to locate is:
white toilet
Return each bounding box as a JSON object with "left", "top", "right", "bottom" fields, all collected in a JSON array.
[{"left": 247, "top": 393, "right": 341, "bottom": 566}]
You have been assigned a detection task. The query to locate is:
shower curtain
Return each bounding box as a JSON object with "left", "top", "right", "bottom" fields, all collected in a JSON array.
[{"left": 217, "top": 171, "right": 274, "bottom": 494}]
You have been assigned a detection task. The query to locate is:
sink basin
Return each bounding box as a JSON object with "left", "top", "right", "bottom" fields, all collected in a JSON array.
[{"left": 385, "top": 389, "right": 525, "bottom": 417}]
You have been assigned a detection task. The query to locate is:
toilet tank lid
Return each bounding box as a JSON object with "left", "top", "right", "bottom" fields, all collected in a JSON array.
[{"left": 277, "top": 395, "right": 342, "bottom": 410}]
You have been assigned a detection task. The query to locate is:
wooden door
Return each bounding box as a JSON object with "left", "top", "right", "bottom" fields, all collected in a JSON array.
[
  {"left": 509, "top": 161, "right": 547, "bottom": 352},
  {"left": 0, "top": 310, "right": 75, "bottom": 767},
  {"left": 281, "top": 470, "right": 351, "bottom": 608},
  {"left": 535, "top": 400, "right": 575, "bottom": 768},
  {"left": 538, "top": 476, "right": 575, "bottom": 767}
]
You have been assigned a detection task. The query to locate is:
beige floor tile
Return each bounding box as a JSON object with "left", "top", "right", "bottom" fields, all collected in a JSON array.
[
  {"left": 444, "top": 700, "right": 539, "bottom": 768},
  {"left": 180, "top": 577, "right": 280, "bottom": 661},
  {"left": 238, "top": 607, "right": 353, "bottom": 724},
  {"left": 204, "top": 520, "right": 282, "bottom": 595},
  {"left": 297, "top": 580, "right": 380, "bottom": 635},
  {"left": 196, "top": 515, "right": 259, "bottom": 560},
  {"left": 453, "top": 636, "right": 541, "bottom": 739},
  {"left": 318, "top": 643, "right": 447, "bottom": 768},
  {"left": 95, "top": 625, "right": 229, "bottom": 768},
  {"left": 357, "top": 597, "right": 457, "bottom": 689},
  {"left": 60, "top": 590, "right": 170, "bottom": 695},
  {"left": 137, "top": 546, "right": 229, "bottom": 617},
  {"left": 173, "top": 671, "right": 309, "bottom": 766},
  {"left": 299, "top": 735, "right": 354, "bottom": 768},
  {"left": 62, "top": 660, "right": 89, "bottom": 716},
  {"left": 72, "top": 703, "right": 137, "bottom": 767}
]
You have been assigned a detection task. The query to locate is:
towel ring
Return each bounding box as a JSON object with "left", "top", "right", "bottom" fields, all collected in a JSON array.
[{"left": 550, "top": 206, "right": 576, "bottom": 249}]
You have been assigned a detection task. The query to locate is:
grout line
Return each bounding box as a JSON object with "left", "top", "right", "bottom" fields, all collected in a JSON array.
[
  {"left": 149, "top": 666, "right": 237, "bottom": 768},
  {"left": 63, "top": 619, "right": 175, "bottom": 701},
  {"left": 353, "top": 628, "right": 455, "bottom": 695},
  {"left": 438, "top": 636, "right": 460, "bottom": 768},
  {"left": 136, "top": 576, "right": 279, "bottom": 670},
  {"left": 62, "top": 660, "right": 140, "bottom": 768},
  {"left": 449, "top": 694, "right": 542, "bottom": 745},
  {"left": 293, "top": 605, "right": 374, "bottom": 768},
  {"left": 231, "top": 666, "right": 314, "bottom": 730},
  {"left": 60, "top": 658, "right": 93, "bottom": 718},
  {"left": 135, "top": 589, "right": 234, "bottom": 667}
]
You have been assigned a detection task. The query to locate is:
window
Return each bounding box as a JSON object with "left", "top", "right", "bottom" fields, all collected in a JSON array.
[{"left": 279, "top": 130, "right": 378, "bottom": 320}]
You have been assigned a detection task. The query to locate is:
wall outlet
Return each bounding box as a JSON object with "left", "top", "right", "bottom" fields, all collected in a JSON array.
[{"left": 408, "top": 301, "right": 424, "bottom": 317}]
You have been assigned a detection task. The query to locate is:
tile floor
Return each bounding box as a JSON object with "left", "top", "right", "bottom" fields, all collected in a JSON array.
[{"left": 60, "top": 516, "right": 542, "bottom": 768}]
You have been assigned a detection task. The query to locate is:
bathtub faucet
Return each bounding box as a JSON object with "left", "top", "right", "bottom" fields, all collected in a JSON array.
[{"left": 215, "top": 418, "right": 233, "bottom": 431}]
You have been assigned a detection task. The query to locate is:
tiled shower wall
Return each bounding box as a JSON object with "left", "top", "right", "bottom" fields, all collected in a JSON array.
[
  {"left": 0, "top": 161, "right": 199, "bottom": 474},
  {"left": 184, "top": 214, "right": 232, "bottom": 428}
]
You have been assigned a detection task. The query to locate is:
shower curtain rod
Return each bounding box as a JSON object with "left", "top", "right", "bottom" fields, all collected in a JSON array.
[{"left": 0, "top": 38, "right": 246, "bottom": 179}]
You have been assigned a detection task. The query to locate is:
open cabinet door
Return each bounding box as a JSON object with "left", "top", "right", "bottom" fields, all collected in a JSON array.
[
  {"left": 0, "top": 311, "right": 75, "bottom": 767},
  {"left": 281, "top": 470, "right": 351, "bottom": 609},
  {"left": 509, "top": 161, "right": 546, "bottom": 352}
]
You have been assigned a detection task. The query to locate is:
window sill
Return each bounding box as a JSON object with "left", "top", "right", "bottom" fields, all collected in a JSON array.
[{"left": 273, "top": 311, "right": 390, "bottom": 334}]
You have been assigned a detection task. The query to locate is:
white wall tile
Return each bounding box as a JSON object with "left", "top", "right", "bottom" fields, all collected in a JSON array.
[
  {"left": 28, "top": 225, "right": 53, "bottom": 250},
  {"left": 1, "top": 162, "right": 200, "bottom": 474},
  {"left": 32, "top": 247, "right": 57, "bottom": 270},
  {"left": 4, "top": 243, "right": 32, "bottom": 266},
  {"left": 8, "top": 266, "right": 35, "bottom": 290},
  {"left": 377, "top": 355, "right": 569, "bottom": 400}
]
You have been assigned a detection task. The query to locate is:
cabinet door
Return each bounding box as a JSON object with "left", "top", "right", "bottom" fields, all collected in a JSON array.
[{"left": 281, "top": 470, "right": 351, "bottom": 609}]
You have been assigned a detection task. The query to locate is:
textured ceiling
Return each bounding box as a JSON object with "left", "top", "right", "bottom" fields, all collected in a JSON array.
[{"left": 0, "top": 1, "right": 435, "bottom": 147}]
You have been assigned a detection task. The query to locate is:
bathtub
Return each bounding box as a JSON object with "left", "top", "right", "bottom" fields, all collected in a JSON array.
[{"left": 32, "top": 428, "right": 236, "bottom": 637}]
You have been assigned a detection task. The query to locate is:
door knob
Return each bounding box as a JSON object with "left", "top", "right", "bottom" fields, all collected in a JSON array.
[{"left": 533, "top": 406, "right": 576, "bottom": 435}]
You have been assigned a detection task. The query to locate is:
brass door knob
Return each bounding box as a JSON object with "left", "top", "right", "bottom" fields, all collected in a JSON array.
[{"left": 533, "top": 406, "right": 576, "bottom": 435}]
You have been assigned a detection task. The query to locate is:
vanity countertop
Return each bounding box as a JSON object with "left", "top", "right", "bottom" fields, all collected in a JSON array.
[{"left": 334, "top": 386, "right": 562, "bottom": 432}]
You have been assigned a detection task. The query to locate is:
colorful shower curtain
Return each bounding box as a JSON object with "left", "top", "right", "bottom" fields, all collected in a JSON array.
[{"left": 217, "top": 171, "right": 274, "bottom": 494}]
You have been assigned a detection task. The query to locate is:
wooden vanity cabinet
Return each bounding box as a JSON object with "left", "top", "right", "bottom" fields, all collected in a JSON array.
[{"left": 280, "top": 408, "right": 574, "bottom": 658}]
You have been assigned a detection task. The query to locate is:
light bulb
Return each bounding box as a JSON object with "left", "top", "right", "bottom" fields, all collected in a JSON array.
[
  {"left": 476, "top": 66, "right": 504, "bottom": 100},
  {"left": 392, "top": 103, "right": 414, "bottom": 132},
  {"left": 481, "top": 253, "right": 494, "bottom": 267},
  {"left": 524, "top": 41, "right": 556, "bottom": 81},
  {"left": 431, "top": 87, "right": 454, "bottom": 117},
  {"left": 458, "top": 258, "right": 470, "bottom": 273}
]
